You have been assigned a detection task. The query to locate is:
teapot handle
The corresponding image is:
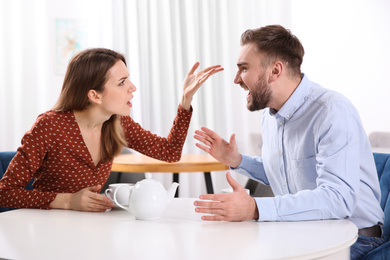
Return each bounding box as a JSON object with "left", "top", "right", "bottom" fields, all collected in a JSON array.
[{"left": 113, "top": 185, "right": 132, "bottom": 212}]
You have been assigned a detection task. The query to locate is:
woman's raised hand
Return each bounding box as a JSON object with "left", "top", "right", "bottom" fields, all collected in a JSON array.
[{"left": 180, "top": 62, "right": 223, "bottom": 110}]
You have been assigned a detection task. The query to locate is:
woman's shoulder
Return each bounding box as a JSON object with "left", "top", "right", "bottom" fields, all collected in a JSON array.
[
  {"left": 31, "top": 110, "right": 75, "bottom": 131},
  {"left": 36, "top": 110, "right": 73, "bottom": 121}
]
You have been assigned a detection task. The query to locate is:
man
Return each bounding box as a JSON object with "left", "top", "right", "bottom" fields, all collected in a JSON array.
[{"left": 193, "top": 25, "right": 384, "bottom": 259}]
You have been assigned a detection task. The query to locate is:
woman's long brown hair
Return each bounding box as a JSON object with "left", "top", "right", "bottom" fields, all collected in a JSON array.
[{"left": 52, "top": 48, "right": 127, "bottom": 162}]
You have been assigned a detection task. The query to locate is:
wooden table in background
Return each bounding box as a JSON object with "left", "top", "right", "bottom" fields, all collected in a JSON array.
[{"left": 112, "top": 154, "right": 229, "bottom": 196}]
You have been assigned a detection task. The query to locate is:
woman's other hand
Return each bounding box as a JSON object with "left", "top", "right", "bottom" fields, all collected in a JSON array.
[{"left": 51, "top": 185, "right": 115, "bottom": 212}]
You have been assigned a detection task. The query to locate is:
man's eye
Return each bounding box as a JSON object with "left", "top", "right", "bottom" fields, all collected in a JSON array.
[{"left": 119, "top": 80, "right": 125, "bottom": 86}]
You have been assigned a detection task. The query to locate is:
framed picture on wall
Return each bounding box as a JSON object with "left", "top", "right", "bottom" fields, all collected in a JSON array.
[{"left": 55, "top": 19, "right": 88, "bottom": 74}]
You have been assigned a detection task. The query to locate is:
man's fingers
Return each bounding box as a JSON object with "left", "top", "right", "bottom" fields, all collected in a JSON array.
[
  {"left": 194, "top": 199, "right": 227, "bottom": 218},
  {"left": 195, "top": 143, "right": 211, "bottom": 153},
  {"left": 194, "top": 133, "right": 212, "bottom": 147},
  {"left": 194, "top": 129, "right": 214, "bottom": 141},
  {"left": 226, "top": 172, "right": 242, "bottom": 192},
  {"left": 194, "top": 200, "right": 222, "bottom": 208},
  {"left": 197, "top": 193, "right": 228, "bottom": 202},
  {"left": 196, "top": 207, "right": 225, "bottom": 217},
  {"left": 196, "top": 127, "right": 226, "bottom": 145},
  {"left": 229, "top": 133, "right": 237, "bottom": 147},
  {"left": 200, "top": 126, "right": 220, "bottom": 140},
  {"left": 200, "top": 215, "right": 226, "bottom": 221}
]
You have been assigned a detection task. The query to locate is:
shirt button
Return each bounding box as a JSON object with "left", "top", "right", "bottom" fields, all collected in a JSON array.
[
  {"left": 283, "top": 182, "right": 287, "bottom": 186},
  {"left": 279, "top": 121, "right": 283, "bottom": 126},
  {"left": 279, "top": 151, "right": 283, "bottom": 156}
]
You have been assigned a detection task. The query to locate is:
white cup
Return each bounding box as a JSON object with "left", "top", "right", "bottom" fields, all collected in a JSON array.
[
  {"left": 105, "top": 183, "right": 134, "bottom": 206},
  {"left": 221, "top": 188, "right": 250, "bottom": 195}
]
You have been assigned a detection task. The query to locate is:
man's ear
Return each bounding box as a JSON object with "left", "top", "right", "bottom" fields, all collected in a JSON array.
[
  {"left": 269, "top": 61, "right": 283, "bottom": 83},
  {"left": 87, "top": 89, "right": 102, "bottom": 105}
]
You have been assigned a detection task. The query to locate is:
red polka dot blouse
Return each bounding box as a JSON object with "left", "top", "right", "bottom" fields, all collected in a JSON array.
[{"left": 0, "top": 105, "right": 192, "bottom": 209}]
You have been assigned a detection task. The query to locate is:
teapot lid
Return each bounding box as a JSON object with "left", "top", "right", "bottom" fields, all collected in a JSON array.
[
  {"left": 135, "top": 172, "right": 165, "bottom": 190},
  {"left": 138, "top": 172, "right": 160, "bottom": 185}
]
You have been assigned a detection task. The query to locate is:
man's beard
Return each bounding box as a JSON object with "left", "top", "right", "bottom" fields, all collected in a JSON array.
[{"left": 247, "top": 74, "right": 272, "bottom": 111}]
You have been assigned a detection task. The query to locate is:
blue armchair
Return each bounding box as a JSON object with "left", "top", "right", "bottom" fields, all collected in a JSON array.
[
  {"left": 362, "top": 153, "right": 390, "bottom": 260},
  {"left": 0, "top": 151, "right": 34, "bottom": 213}
]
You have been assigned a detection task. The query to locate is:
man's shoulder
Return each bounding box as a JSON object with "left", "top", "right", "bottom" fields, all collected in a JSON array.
[
  {"left": 300, "top": 75, "right": 348, "bottom": 104},
  {"left": 306, "top": 83, "right": 353, "bottom": 110}
]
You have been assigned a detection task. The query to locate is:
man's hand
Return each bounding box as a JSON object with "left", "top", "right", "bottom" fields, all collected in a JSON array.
[
  {"left": 194, "top": 126, "right": 242, "bottom": 168},
  {"left": 194, "top": 172, "right": 259, "bottom": 221}
]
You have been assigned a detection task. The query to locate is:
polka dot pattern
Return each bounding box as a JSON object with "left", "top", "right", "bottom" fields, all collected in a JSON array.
[
  {"left": 0, "top": 105, "right": 192, "bottom": 209},
  {"left": 122, "top": 105, "right": 192, "bottom": 162}
]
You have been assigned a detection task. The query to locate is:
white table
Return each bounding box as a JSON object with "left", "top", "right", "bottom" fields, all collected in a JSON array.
[{"left": 0, "top": 198, "right": 357, "bottom": 260}]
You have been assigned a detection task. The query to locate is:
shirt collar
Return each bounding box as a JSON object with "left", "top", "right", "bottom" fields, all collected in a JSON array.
[{"left": 270, "top": 74, "right": 310, "bottom": 120}]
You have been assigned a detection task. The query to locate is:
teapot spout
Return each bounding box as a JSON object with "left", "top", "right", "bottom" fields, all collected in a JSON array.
[{"left": 166, "top": 182, "right": 179, "bottom": 205}]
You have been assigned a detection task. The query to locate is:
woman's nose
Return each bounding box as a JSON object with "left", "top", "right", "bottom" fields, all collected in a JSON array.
[{"left": 129, "top": 81, "right": 136, "bottom": 92}]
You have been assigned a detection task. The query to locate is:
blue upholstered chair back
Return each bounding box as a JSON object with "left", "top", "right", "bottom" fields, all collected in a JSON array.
[
  {"left": 0, "top": 152, "right": 16, "bottom": 178},
  {"left": 373, "top": 153, "right": 390, "bottom": 242},
  {"left": 362, "top": 153, "right": 390, "bottom": 260},
  {"left": 0, "top": 151, "right": 34, "bottom": 213}
]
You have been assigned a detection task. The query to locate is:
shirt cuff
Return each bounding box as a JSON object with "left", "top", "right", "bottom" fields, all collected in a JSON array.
[
  {"left": 178, "top": 104, "right": 193, "bottom": 113},
  {"left": 255, "top": 197, "right": 278, "bottom": 222},
  {"left": 230, "top": 154, "right": 252, "bottom": 170}
]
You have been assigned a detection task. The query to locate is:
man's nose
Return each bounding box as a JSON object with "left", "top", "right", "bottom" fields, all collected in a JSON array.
[{"left": 233, "top": 72, "right": 242, "bottom": 84}]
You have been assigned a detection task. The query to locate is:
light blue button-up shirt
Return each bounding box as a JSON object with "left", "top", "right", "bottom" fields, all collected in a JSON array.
[{"left": 234, "top": 75, "right": 384, "bottom": 229}]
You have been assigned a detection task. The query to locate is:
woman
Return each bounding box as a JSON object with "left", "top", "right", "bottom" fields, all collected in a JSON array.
[{"left": 0, "top": 48, "right": 223, "bottom": 212}]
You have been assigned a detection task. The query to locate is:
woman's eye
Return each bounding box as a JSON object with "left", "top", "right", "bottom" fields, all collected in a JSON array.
[{"left": 119, "top": 80, "right": 125, "bottom": 86}]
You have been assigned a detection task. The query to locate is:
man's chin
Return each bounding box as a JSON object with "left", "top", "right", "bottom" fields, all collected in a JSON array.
[
  {"left": 247, "top": 102, "right": 264, "bottom": 112},
  {"left": 247, "top": 104, "right": 257, "bottom": 112}
]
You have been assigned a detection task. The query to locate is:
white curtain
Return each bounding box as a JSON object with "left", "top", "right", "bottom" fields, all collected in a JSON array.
[{"left": 0, "top": 0, "right": 50, "bottom": 151}]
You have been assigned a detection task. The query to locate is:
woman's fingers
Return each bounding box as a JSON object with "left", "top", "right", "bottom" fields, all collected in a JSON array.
[
  {"left": 187, "top": 62, "right": 200, "bottom": 76},
  {"left": 70, "top": 186, "right": 114, "bottom": 212}
]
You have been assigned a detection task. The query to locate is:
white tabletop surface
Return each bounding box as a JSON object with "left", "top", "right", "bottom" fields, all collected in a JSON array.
[{"left": 0, "top": 198, "right": 358, "bottom": 260}]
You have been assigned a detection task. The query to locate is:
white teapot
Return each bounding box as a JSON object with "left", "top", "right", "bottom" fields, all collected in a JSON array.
[{"left": 113, "top": 173, "right": 179, "bottom": 220}]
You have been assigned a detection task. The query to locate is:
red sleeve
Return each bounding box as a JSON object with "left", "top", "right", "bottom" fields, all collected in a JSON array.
[
  {"left": 121, "top": 105, "right": 192, "bottom": 162},
  {"left": 0, "top": 113, "right": 57, "bottom": 209}
]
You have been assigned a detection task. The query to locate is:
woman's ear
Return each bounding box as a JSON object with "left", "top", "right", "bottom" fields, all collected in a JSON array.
[{"left": 87, "top": 89, "right": 102, "bottom": 105}]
